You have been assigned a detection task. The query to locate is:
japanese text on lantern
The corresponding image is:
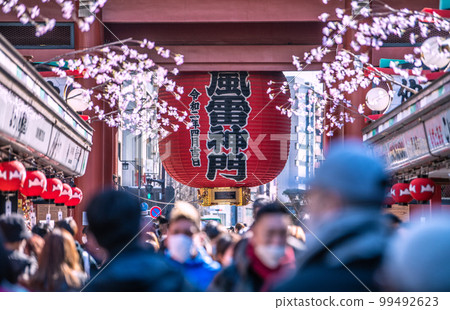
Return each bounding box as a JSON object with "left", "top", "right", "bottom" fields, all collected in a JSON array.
[
  {"left": 188, "top": 88, "right": 202, "bottom": 167},
  {"left": 205, "top": 72, "right": 252, "bottom": 182}
]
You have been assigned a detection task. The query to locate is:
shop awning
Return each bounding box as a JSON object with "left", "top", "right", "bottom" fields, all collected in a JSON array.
[
  {"left": 0, "top": 34, "right": 93, "bottom": 177},
  {"left": 363, "top": 72, "right": 450, "bottom": 180}
]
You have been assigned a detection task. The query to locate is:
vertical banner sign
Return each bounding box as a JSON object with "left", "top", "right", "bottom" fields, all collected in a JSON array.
[
  {"left": 188, "top": 88, "right": 202, "bottom": 167},
  {"left": 58, "top": 210, "right": 63, "bottom": 221},
  {"left": 46, "top": 213, "right": 51, "bottom": 224},
  {"left": 82, "top": 211, "right": 89, "bottom": 226},
  {"left": 5, "top": 199, "right": 11, "bottom": 216},
  {"left": 30, "top": 211, "right": 36, "bottom": 226},
  {"left": 205, "top": 72, "right": 251, "bottom": 182}
]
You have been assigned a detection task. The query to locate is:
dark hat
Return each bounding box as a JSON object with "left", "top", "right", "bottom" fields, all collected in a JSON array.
[
  {"left": 308, "top": 141, "right": 388, "bottom": 206},
  {"left": 0, "top": 213, "right": 31, "bottom": 243}
]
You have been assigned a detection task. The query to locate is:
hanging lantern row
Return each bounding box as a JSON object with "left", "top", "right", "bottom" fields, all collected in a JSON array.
[
  {"left": 390, "top": 178, "right": 436, "bottom": 204},
  {"left": 0, "top": 160, "right": 83, "bottom": 207}
]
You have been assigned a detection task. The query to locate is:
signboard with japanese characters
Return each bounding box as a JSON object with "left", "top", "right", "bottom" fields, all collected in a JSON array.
[
  {"left": 386, "top": 135, "right": 408, "bottom": 166},
  {"left": 0, "top": 82, "right": 52, "bottom": 155},
  {"left": 443, "top": 109, "right": 450, "bottom": 145},
  {"left": 205, "top": 72, "right": 251, "bottom": 182},
  {"left": 158, "top": 72, "right": 291, "bottom": 188},
  {"left": 368, "top": 109, "right": 450, "bottom": 171},
  {"left": 188, "top": 88, "right": 202, "bottom": 167},
  {"left": 425, "top": 111, "right": 450, "bottom": 152},
  {"left": 47, "top": 128, "right": 86, "bottom": 175},
  {"left": 386, "top": 76, "right": 430, "bottom": 113},
  {"left": 403, "top": 124, "right": 429, "bottom": 160},
  {"left": 0, "top": 82, "right": 88, "bottom": 176}
]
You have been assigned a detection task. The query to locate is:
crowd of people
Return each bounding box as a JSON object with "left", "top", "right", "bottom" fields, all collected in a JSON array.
[{"left": 0, "top": 143, "right": 449, "bottom": 292}]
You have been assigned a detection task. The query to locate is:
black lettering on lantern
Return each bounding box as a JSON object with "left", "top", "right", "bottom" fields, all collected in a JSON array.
[
  {"left": 188, "top": 88, "right": 202, "bottom": 167},
  {"left": 205, "top": 72, "right": 251, "bottom": 181},
  {"left": 206, "top": 153, "right": 247, "bottom": 182}
]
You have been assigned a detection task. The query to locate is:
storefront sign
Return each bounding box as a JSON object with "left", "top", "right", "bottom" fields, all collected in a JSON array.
[
  {"left": 0, "top": 82, "right": 88, "bottom": 175},
  {"left": 386, "top": 135, "right": 408, "bottom": 165},
  {"left": 386, "top": 76, "right": 430, "bottom": 113},
  {"left": 425, "top": 111, "right": 450, "bottom": 152},
  {"left": 0, "top": 83, "right": 53, "bottom": 155},
  {"left": 443, "top": 110, "right": 450, "bottom": 145},
  {"left": 403, "top": 125, "right": 428, "bottom": 160}
]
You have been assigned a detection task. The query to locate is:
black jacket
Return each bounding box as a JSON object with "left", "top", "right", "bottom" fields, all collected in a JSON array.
[
  {"left": 209, "top": 238, "right": 302, "bottom": 292},
  {"left": 83, "top": 244, "right": 194, "bottom": 292},
  {"left": 7, "top": 250, "right": 37, "bottom": 284},
  {"left": 209, "top": 238, "right": 263, "bottom": 292},
  {"left": 274, "top": 209, "right": 389, "bottom": 292}
]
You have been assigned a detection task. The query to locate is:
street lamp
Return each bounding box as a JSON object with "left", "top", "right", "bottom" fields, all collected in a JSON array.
[
  {"left": 118, "top": 159, "right": 142, "bottom": 202},
  {"left": 122, "top": 162, "right": 129, "bottom": 170}
]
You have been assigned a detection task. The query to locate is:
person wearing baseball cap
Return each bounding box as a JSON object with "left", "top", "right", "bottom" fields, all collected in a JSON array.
[{"left": 0, "top": 213, "right": 37, "bottom": 285}]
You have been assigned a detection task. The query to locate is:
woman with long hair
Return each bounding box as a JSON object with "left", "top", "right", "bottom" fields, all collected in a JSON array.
[{"left": 29, "top": 229, "right": 87, "bottom": 292}]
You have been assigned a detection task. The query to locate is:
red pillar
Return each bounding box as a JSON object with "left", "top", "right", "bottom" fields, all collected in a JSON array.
[
  {"left": 325, "top": 0, "right": 371, "bottom": 150},
  {"left": 430, "top": 183, "right": 442, "bottom": 218},
  {"left": 72, "top": 12, "right": 117, "bottom": 240}
]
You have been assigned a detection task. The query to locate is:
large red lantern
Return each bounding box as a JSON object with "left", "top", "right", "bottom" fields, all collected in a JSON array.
[
  {"left": 41, "top": 178, "right": 63, "bottom": 200},
  {"left": 158, "top": 71, "right": 291, "bottom": 188},
  {"left": 0, "top": 160, "right": 26, "bottom": 192},
  {"left": 54, "top": 183, "right": 72, "bottom": 204},
  {"left": 390, "top": 183, "right": 413, "bottom": 204},
  {"left": 409, "top": 178, "right": 435, "bottom": 201},
  {"left": 65, "top": 187, "right": 83, "bottom": 207},
  {"left": 20, "top": 170, "right": 47, "bottom": 198}
]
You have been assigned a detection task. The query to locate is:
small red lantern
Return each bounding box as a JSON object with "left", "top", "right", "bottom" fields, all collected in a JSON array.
[
  {"left": 0, "top": 160, "right": 26, "bottom": 192},
  {"left": 54, "top": 183, "right": 72, "bottom": 205},
  {"left": 65, "top": 187, "right": 83, "bottom": 207},
  {"left": 20, "top": 170, "right": 47, "bottom": 198},
  {"left": 41, "top": 178, "right": 63, "bottom": 200},
  {"left": 409, "top": 178, "right": 435, "bottom": 202},
  {"left": 390, "top": 183, "right": 413, "bottom": 204}
]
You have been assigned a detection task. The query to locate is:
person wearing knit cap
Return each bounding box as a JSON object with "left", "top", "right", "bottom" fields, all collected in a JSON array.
[{"left": 275, "top": 141, "right": 390, "bottom": 292}]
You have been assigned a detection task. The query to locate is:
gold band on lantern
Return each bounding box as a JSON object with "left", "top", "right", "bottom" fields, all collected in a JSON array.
[{"left": 197, "top": 187, "right": 250, "bottom": 207}]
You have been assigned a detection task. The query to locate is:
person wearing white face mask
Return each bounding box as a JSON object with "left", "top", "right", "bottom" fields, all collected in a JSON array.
[
  {"left": 209, "top": 202, "right": 297, "bottom": 292},
  {"left": 165, "top": 201, "right": 221, "bottom": 291}
]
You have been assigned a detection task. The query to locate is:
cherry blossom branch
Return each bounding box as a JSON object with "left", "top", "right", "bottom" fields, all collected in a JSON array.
[
  {"left": 343, "top": 49, "right": 419, "bottom": 94},
  {"left": 285, "top": 0, "right": 450, "bottom": 136},
  {"left": 36, "top": 38, "right": 134, "bottom": 68}
]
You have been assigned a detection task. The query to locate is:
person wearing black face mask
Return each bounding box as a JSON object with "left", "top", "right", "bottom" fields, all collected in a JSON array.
[{"left": 209, "top": 202, "right": 297, "bottom": 292}]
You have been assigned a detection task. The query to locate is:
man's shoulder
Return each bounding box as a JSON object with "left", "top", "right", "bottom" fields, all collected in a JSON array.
[
  {"left": 208, "top": 263, "right": 239, "bottom": 292},
  {"left": 109, "top": 249, "right": 176, "bottom": 273},
  {"left": 87, "top": 250, "right": 189, "bottom": 291}
]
